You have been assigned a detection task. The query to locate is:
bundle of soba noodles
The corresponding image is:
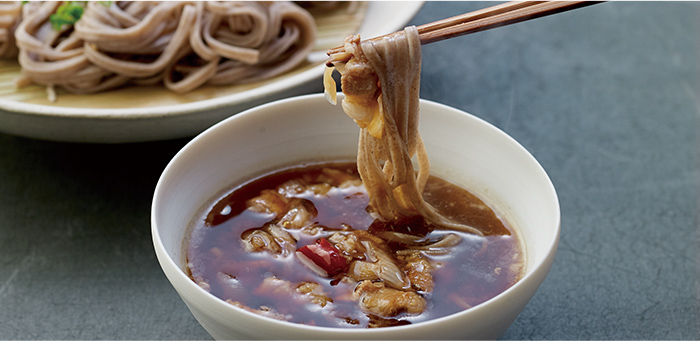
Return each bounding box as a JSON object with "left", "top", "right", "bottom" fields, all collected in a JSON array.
[
  {"left": 0, "top": 2, "right": 22, "bottom": 58},
  {"left": 325, "top": 26, "right": 483, "bottom": 236},
  {"left": 7, "top": 1, "right": 316, "bottom": 98}
]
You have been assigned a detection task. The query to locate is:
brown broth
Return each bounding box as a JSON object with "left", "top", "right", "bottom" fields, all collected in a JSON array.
[{"left": 186, "top": 161, "right": 523, "bottom": 328}]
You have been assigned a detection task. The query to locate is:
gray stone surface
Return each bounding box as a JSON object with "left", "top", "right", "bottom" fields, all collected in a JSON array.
[{"left": 1, "top": 2, "right": 698, "bottom": 339}]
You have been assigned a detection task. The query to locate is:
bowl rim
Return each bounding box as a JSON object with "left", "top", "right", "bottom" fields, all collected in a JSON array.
[{"left": 151, "top": 93, "right": 561, "bottom": 335}]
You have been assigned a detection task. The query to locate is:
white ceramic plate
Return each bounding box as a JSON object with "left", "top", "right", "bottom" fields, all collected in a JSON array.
[{"left": 0, "top": 2, "right": 423, "bottom": 143}]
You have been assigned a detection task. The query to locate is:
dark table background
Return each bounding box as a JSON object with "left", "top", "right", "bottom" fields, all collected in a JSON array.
[{"left": 1, "top": 1, "right": 698, "bottom": 339}]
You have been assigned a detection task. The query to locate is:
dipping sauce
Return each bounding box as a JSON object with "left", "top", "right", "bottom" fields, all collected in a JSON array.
[{"left": 186, "top": 161, "right": 523, "bottom": 328}]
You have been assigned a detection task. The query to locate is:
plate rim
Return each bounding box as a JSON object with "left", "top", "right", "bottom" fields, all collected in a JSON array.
[{"left": 0, "top": 1, "right": 425, "bottom": 138}]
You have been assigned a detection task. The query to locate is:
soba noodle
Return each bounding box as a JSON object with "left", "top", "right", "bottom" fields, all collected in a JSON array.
[
  {"left": 6, "top": 1, "right": 316, "bottom": 96},
  {"left": 0, "top": 2, "right": 22, "bottom": 59},
  {"left": 325, "top": 26, "right": 483, "bottom": 236}
]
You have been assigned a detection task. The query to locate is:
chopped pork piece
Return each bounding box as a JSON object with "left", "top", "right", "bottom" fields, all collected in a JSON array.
[
  {"left": 340, "top": 56, "right": 379, "bottom": 98},
  {"left": 328, "top": 232, "right": 367, "bottom": 258},
  {"left": 277, "top": 198, "right": 317, "bottom": 229},
  {"left": 266, "top": 224, "right": 297, "bottom": 244},
  {"left": 255, "top": 277, "right": 332, "bottom": 309},
  {"left": 247, "top": 189, "right": 289, "bottom": 216},
  {"left": 363, "top": 241, "right": 410, "bottom": 290},
  {"left": 329, "top": 230, "right": 410, "bottom": 289},
  {"left": 242, "top": 230, "right": 280, "bottom": 254},
  {"left": 242, "top": 223, "right": 297, "bottom": 256},
  {"left": 300, "top": 224, "right": 325, "bottom": 236},
  {"left": 398, "top": 251, "right": 434, "bottom": 292},
  {"left": 353, "top": 280, "right": 426, "bottom": 317},
  {"left": 308, "top": 183, "right": 333, "bottom": 195},
  {"left": 277, "top": 179, "right": 308, "bottom": 196},
  {"left": 328, "top": 230, "right": 383, "bottom": 259},
  {"left": 256, "top": 276, "right": 295, "bottom": 296},
  {"left": 277, "top": 178, "right": 332, "bottom": 197},
  {"left": 296, "top": 281, "right": 333, "bottom": 307}
]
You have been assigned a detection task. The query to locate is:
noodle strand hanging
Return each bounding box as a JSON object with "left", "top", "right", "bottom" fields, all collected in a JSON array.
[{"left": 325, "top": 26, "right": 483, "bottom": 236}]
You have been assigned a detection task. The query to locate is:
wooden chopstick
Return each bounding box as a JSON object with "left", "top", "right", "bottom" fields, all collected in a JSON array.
[
  {"left": 418, "top": 1, "right": 600, "bottom": 44},
  {"left": 326, "top": 1, "right": 602, "bottom": 65}
]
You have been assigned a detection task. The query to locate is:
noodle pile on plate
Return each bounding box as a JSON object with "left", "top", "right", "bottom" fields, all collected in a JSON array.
[
  {"left": 7, "top": 1, "right": 316, "bottom": 98},
  {"left": 324, "top": 26, "right": 483, "bottom": 236},
  {"left": 0, "top": 2, "right": 22, "bottom": 58}
]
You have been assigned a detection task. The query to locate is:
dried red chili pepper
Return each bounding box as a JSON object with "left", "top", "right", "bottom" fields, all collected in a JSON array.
[{"left": 296, "top": 237, "right": 347, "bottom": 277}]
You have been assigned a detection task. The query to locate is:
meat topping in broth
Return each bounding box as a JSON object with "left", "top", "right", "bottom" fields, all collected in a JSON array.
[{"left": 186, "top": 162, "right": 523, "bottom": 328}]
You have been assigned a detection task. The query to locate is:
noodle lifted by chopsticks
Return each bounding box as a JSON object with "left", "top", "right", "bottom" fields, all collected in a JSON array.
[{"left": 325, "top": 26, "right": 483, "bottom": 236}]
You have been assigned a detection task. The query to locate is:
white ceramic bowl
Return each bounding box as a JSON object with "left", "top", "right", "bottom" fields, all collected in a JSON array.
[{"left": 151, "top": 94, "right": 560, "bottom": 340}]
